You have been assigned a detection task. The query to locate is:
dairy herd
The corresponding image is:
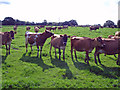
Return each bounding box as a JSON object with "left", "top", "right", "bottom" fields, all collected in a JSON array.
[{"left": 1, "top": 25, "right": 120, "bottom": 66}]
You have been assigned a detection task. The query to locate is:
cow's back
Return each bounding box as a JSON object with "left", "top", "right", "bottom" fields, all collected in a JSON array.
[
  {"left": 51, "top": 37, "right": 63, "bottom": 48},
  {"left": 71, "top": 37, "right": 93, "bottom": 51},
  {"left": 102, "top": 39, "right": 118, "bottom": 54}
]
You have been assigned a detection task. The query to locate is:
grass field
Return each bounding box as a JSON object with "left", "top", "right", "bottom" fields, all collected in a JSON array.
[{"left": 1, "top": 25, "right": 120, "bottom": 88}]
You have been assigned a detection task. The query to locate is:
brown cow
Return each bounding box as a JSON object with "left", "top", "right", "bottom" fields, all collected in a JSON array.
[
  {"left": 94, "top": 38, "right": 120, "bottom": 65},
  {"left": 0, "top": 31, "right": 15, "bottom": 55},
  {"left": 26, "top": 26, "right": 31, "bottom": 31},
  {"left": 50, "top": 34, "right": 70, "bottom": 60},
  {"left": 34, "top": 26, "right": 39, "bottom": 33},
  {"left": 46, "top": 27, "right": 52, "bottom": 31},
  {"left": 71, "top": 36, "right": 104, "bottom": 64},
  {"left": 115, "top": 31, "right": 120, "bottom": 37},
  {"left": 25, "top": 30, "right": 54, "bottom": 58}
]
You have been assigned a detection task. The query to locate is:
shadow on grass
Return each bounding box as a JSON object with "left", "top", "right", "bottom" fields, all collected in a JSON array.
[
  {"left": 50, "top": 55, "right": 73, "bottom": 79},
  {"left": 20, "top": 53, "right": 54, "bottom": 72},
  {"left": 72, "top": 58, "right": 120, "bottom": 79},
  {"left": 2, "top": 55, "right": 8, "bottom": 64}
]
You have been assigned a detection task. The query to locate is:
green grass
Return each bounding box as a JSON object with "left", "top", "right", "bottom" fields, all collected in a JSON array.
[{"left": 1, "top": 25, "right": 120, "bottom": 88}]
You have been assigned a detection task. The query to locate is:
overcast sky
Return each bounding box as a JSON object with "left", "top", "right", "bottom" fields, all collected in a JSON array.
[{"left": 0, "top": 0, "right": 119, "bottom": 25}]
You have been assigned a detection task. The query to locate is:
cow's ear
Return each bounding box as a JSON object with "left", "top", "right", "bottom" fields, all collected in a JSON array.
[{"left": 60, "top": 35, "right": 63, "bottom": 37}]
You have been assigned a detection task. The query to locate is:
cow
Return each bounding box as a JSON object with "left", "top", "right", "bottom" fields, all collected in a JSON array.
[
  {"left": 49, "top": 34, "right": 70, "bottom": 60},
  {"left": 40, "top": 25, "right": 45, "bottom": 28},
  {"left": 58, "top": 26, "right": 62, "bottom": 30},
  {"left": 71, "top": 36, "right": 105, "bottom": 65},
  {"left": 26, "top": 26, "right": 31, "bottom": 31},
  {"left": 0, "top": 31, "right": 15, "bottom": 55},
  {"left": 89, "top": 25, "right": 99, "bottom": 31},
  {"left": 13, "top": 25, "right": 17, "bottom": 30},
  {"left": 34, "top": 26, "right": 39, "bottom": 33},
  {"left": 89, "top": 26, "right": 96, "bottom": 31},
  {"left": 51, "top": 27, "right": 57, "bottom": 31},
  {"left": 62, "top": 25, "right": 68, "bottom": 29},
  {"left": 13, "top": 25, "right": 18, "bottom": 34},
  {"left": 115, "top": 31, "right": 120, "bottom": 37},
  {"left": 46, "top": 27, "right": 52, "bottom": 31},
  {"left": 25, "top": 30, "right": 54, "bottom": 58},
  {"left": 94, "top": 38, "right": 120, "bottom": 65}
]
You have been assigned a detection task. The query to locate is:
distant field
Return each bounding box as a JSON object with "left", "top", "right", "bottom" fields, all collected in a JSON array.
[{"left": 1, "top": 25, "right": 120, "bottom": 88}]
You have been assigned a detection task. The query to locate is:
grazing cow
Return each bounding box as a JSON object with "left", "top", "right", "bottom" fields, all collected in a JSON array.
[
  {"left": 25, "top": 30, "right": 54, "bottom": 58},
  {"left": 40, "top": 25, "right": 45, "bottom": 28},
  {"left": 63, "top": 25, "right": 68, "bottom": 29},
  {"left": 71, "top": 36, "right": 104, "bottom": 64},
  {"left": 90, "top": 25, "right": 99, "bottom": 31},
  {"left": 0, "top": 31, "right": 15, "bottom": 55},
  {"left": 58, "top": 26, "right": 62, "bottom": 30},
  {"left": 51, "top": 27, "right": 57, "bottom": 31},
  {"left": 46, "top": 27, "right": 52, "bottom": 31},
  {"left": 89, "top": 26, "right": 96, "bottom": 31},
  {"left": 34, "top": 26, "right": 39, "bottom": 33},
  {"left": 94, "top": 38, "right": 120, "bottom": 65},
  {"left": 115, "top": 31, "right": 120, "bottom": 37},
  {"left": 26, "top": 26, "right": 31, "bottom": 31},
  {"left": 50, "top": 34, "right": 70, "bottom": 60}
]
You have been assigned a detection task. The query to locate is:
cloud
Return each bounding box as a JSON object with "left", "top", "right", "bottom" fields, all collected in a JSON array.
[{"left": 0, "top": 1, "right": 10, "bottom": 5}]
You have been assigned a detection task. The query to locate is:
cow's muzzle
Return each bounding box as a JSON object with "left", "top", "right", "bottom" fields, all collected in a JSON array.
[
  {"left": 63, "top": 42, "right": 67, "bottom": 46},
  {"left": 12, "top": 37, "right": 15, "bottom": 39}
]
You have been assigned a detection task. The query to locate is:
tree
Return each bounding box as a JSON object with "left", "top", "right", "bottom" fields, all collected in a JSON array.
[
  {"left": 103, "top": 20, "right": 115, "bottom": 28},
  {"left": 117, "top": 20, "right": 120, "bottom": 28},
  {"left": 2, "top": 17, "right": 15, "bottom": 25}
]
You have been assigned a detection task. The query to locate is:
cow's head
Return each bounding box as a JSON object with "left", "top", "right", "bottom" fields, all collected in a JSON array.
[
  {"left": 95, "top": 37, "right": 105, "bottom": 47},
  {"left": 60, "top": 34, "right": 70, "bottom": 46},
  {"left": 9, "top": 30, "right": 15, "bottom": 39},
  {"left": 45, "top": 30, "right": 54, "bottom": 37}
]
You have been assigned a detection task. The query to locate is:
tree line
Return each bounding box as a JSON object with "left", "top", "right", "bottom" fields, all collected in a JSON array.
[
  {"left": 1, "top": 17, "right": 120, "bottom": 28},
  {"left": 1, "top": 17, "right": 78, "bottom": 26}
]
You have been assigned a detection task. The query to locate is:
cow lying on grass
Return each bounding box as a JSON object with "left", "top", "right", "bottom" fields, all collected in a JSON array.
[
  {"left": 49, "top": 34, "right": 70, "bottom": 60},
  {"left": 71, "top": 36, "right": 105, "bottom": 65},
  {"left": 0, "top": 31, "right": 15, "bottom": 55},
  {"left": 25, "top": 30, "right": 54, "bottom": 58},
  {"left": 94, "top": 38, "right": 120, "bottom": 65}
]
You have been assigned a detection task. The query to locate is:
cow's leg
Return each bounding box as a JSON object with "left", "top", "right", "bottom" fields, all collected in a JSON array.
[
  {"left": 25, "top": 37, "right": 28, "bottom": 52},
  {"left": 26, "top": 43, "right": 28, "bottom": 52},
  {"left": 37, "top": 45, "right": 39, "bottom": 57},
  {"left": 5, "top": 44, "right": 8, "bottom": 55},
  {"left": 116, "top": 54, "right": 120, "bottom": 65},
  {"left": 30, "top": 44, "right": 33, "bottom": 51},
  {"left": 97, "top": 54, "right": 101, "bottom": 64},
  {"left": 49, "top": 45, "right": 52, "bottom": 55},
  {"left": 8, "top": 43, "right": 11, "bottom": 55},
  {"left": 5, "top": 44, "right": 8, "bottom": 50},
  {"left": 85, "top": 51, "right": 89, "bottom": 65},
  {"left": 63, "top": 49, "right": 65, "bottom": 60},
  {"left": 59, "top": 48, "right": 61, "bottom": 60},
  {"left": 114, "top": 54, "right": 117, "bottom": 58},
  {"left": 74, "top": 50, "right": 77, "bottom": 59},
  {"left": 40, "top": 46, "right": 43, "bottom": 58},
  {"left": 94, "top": 53, "right": 98, "bottom": 65},
  {"left": 71, "top": 47, "right": 73, "bottom": 60}
]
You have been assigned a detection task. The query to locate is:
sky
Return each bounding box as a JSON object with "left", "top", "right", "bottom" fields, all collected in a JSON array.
[{"left": 0, "top": 0, "right": 119, "bottom": 25}]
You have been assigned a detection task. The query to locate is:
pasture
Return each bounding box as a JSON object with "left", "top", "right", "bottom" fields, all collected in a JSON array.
[{"left": 1, "top": 25, "right": 120, "bottom": 88}]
